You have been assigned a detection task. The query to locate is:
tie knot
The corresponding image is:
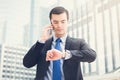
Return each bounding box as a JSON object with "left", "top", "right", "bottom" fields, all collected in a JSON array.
[{"left": 56, "top": 38, "right": 61, "bottom": 43}]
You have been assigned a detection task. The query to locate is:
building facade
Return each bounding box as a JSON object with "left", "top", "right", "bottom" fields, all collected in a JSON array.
[
  {"left": 68, "top": 0, "right": 120, "bottom": 75},
  {"left": 0, "top": 44, "right": 36, "bottom": 80}
]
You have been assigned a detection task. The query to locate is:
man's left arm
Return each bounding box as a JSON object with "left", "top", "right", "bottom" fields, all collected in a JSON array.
[
  {"left": 67, "top": 39, "right": 96, "bottom": 63},
  {"left": 46, "top": 39, "right": 96, "bottom": 62}
]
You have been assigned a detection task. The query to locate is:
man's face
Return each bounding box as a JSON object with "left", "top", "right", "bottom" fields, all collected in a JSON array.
[{"left": 51, "top": 12, "right": 68, "bottom": 37}]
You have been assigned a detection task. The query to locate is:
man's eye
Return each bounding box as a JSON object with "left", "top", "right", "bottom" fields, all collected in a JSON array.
[{"left": 54, "top": 22, "right": 58, "bottom": 24}]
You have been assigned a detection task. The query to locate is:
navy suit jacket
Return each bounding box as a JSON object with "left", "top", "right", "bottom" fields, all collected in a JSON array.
[{"left": 23, "top": 36, "right": 96, "bottom": 80}]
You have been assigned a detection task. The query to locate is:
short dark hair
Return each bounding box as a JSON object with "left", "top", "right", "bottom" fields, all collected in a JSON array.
[{"left": 49, "top": 6, "right": 69, "bottom": 20}]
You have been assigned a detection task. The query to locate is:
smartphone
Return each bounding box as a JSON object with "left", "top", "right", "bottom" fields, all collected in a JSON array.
[
  {"left": 48, "top": 23, "right": 53, "bottom": 35},
  {"left": 48, "top": 29, "right": 52, "bottom": 35}
]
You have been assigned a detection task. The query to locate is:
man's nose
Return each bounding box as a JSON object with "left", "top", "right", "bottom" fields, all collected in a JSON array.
[{"left": 57, "top": 22, "right": 62, "bottom": 27}]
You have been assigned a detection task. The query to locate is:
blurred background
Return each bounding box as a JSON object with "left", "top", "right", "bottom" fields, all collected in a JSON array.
[{"left": 0, "top": 0, "right": 120, "bottom": 80}]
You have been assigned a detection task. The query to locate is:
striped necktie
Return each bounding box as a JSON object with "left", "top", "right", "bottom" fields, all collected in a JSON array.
[{"left": 52, "top": 38, "right": 61, "bottom": 80}]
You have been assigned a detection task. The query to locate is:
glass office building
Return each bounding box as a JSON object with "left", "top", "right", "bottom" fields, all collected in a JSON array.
[
  {"left": 0, "top": 44, "right": 36, "bottom": 80},
  {"left": 67, "top": 0, "right": 120, "bottom": 75}
]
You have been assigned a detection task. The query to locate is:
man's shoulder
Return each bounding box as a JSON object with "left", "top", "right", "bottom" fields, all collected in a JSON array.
[
  {"left": 45, "top": 37, "right": 53, "bottom": 43},
  {"left": 68, "top": 36, "right": 84, "bottom": 42}
]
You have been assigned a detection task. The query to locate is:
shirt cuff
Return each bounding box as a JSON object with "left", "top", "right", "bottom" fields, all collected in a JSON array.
[{"left": 38, "top": 40, "right": 45, "bottom": 43}]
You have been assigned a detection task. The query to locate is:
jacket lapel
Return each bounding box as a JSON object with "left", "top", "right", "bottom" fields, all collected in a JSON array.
[
  {"left": 65, "top": 36, "right": 72, "bottom": 50},
  {"left": 44, "top": 37, "right": 53, "bottom": 51}
]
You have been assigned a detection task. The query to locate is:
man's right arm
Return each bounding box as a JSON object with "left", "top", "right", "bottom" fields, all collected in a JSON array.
[
  {"left": 23, "top": 41, "right": 45, "bottom": 68},
  {"left": 23, "top": 24, "right": 53, "bottom": 68}
]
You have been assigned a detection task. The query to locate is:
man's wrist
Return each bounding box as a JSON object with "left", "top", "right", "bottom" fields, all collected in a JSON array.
[
  {"left": 61, "top": 50, "right": 72, "bottom": 59},
  {"left": 61, "top": 51, "right": 66, "bottom": 58},
  {"left": 61, "top": 50, "right": 68, "bottom": 59}
]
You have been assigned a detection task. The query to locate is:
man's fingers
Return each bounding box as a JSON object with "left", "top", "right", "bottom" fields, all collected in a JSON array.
[
  {"left": 45, "top": 25, "right": 53, "bottom": 31},
  {"left": 46, "top": 49, "right": 63, "bottom": 61},
  {"left": 46, "top": 50, "right": 53, "bottom": 61}
]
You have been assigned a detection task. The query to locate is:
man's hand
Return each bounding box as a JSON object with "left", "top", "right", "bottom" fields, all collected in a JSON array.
[
  {"left": 40, "top": 25, "right": 53, "bottom": 42},
  {"left": 46, "top": 49, "right": 63, "bottom": 61}
]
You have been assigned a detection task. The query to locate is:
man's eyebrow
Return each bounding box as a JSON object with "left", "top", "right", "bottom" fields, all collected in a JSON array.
[
  {"left": 61, "top": 20, "right": 66, "bottom": 21},
  {"left": 52, "top": 20, "right": 58, "bottom": 21},
  {"left": 53, "top": 20, "right": 66, "bottom": 22},
  {"left": 53, "top": 20, "right": 58, "bottom": 23}
]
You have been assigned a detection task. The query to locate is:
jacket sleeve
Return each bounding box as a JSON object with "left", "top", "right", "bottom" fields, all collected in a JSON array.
[
  {"left": 23, "top": 41, "right": 45, "bottom": 68},
  {"left": 69, "top": 39, "right": 96, "bottom": 63}
]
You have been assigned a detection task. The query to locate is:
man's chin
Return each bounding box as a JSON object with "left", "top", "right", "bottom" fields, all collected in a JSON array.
[{"left": 55, "top": 33, "right": 65, "bottom": 37}]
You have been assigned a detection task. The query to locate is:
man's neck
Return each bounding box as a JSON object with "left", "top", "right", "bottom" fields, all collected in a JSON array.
[{"left": 54, "top": 33, "right": 67, "bottom": 38}]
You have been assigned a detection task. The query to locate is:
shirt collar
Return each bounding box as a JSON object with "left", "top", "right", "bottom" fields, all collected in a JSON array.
[{"left": 53, "top": 34, "right": 67, "bottom": 43}]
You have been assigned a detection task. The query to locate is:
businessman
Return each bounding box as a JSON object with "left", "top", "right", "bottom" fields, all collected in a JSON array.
[{"left": 23, "top": 6, "right": 96, "bottom": 80}]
